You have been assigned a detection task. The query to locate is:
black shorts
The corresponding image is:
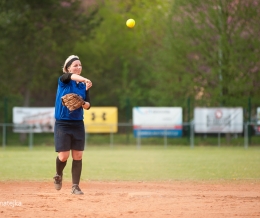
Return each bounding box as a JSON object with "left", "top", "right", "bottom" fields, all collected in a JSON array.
[{"left": 54, "top": 120, "right": 85, "bottom": 152}]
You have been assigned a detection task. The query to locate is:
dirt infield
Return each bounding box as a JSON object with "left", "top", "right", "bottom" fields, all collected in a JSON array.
[{"left": 0, "top": 181, "right": 260, "bottom": 218}]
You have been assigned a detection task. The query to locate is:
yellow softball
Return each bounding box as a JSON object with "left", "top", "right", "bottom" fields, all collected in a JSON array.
[{"left": 126, "top": 19, "right": 135, "bottom": 28}]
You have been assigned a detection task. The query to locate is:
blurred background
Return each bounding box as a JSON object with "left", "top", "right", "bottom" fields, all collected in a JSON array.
[{"left": 0, "top": 0, "right": 260, "bottom": 147}]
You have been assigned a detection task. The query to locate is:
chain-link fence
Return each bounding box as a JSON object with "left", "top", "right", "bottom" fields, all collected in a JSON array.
[{"left": 0, "top": 122, "right": 259, "bottom": 149}]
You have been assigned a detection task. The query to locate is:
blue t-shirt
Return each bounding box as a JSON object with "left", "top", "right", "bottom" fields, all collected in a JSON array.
[{"left": 55, "top": 77, "right": 87, "bottom": 120}]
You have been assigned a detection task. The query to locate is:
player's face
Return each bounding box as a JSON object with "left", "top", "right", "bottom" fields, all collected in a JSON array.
[{"left": 68, "top": 60, "right": 82, "bottom": 75}]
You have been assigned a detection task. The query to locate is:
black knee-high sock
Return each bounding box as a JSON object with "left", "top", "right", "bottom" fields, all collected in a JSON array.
[
  {"left": 56, "top": 156, "right": 67, "bottom": 176},
  {"left": 72, "top": 159, "right": 82, "bottom": 185}
]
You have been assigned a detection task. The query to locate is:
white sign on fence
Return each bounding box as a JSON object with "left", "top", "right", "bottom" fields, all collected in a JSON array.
[
  {"left": 13, "top": 107, "right": 55, "bottom": 133},
  {"left": 194, "top": 107, "right": 243, "bottom": 133},
  {"left": 133, "top": 107, "right": 182, "bottom": 137},
  {"left": 257, "top": 107, "right": 260, "bottom": 125}
]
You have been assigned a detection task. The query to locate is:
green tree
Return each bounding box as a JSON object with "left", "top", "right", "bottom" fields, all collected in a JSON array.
[
  {"left": 153, "top": 0, "right": 260, "bottom": 110},
  {"left": 0, "top": 0, "right": 100, "bottom": 122}
]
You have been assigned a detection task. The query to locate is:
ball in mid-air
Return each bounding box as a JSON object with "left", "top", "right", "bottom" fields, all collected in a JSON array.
[{"left": 126, "top": 19, "right": 135, "bottom": 28}]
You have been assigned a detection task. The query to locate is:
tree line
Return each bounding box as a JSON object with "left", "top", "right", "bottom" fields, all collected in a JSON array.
[{"left": 0, "top": 0, "right": 259, "bottom": 123}]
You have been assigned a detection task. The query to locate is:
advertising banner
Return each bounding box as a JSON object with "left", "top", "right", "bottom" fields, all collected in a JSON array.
[
  {"left": 83, "top": 107, "right": 118, "bottom": 133},
  {"left": 194, "top": 107, "right": 243, "bottom": 133},
  {"left": 133, "top": 107, "right": 182, "bottom": 137},
  {"left": 255, "top": 107, "right": 260, "bottom": 135},
  {"left": 13, "top": 107, "right": 55, "bottom": 133},
  {"left": 257, "top": 107, "right": 260, "bottom": 125}
]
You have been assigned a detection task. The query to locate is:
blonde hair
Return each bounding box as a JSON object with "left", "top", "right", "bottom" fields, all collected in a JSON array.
[{"left": 62, "top": 55, "right": 80, "bottom": 73}]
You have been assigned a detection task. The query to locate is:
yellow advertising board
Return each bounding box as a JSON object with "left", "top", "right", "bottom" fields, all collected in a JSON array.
[{"left": 83, "top": 107, "right": 118, "bottom": 133}]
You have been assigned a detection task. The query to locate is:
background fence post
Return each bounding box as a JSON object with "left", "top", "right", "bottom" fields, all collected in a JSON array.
[
  {"left": 2, "top": 124, "right": 6, "bottom": 148},
  {"left": 29, "top": 125, "right": 33, "bottom": 149},
  {"left": 110, "top": 125, "right": 113, "bottom": 148},
  {"left": 248, "top": 97, "right": 251, "bottom": 145},
  {"left": 137, "top": 130, "right": 141, "bottom": 149},
  {"left": 218, "top": 132, "right": 221, "bottom": 147},
  {"left": 187, "top": 97, "right": 191, "bottom": 143},
  {"left": 244, "top": 122, "right": 248, "bottom": 149},
  {"left": 190, "top": 122, "right": 194, "bottom": 148},
  {"left": 164, "top": 129, "right": 167, "bottom": 148}
]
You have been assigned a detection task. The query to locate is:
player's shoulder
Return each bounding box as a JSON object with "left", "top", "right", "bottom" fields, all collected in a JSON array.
[{"left": 60, "top": 73, "right": 72, "bottom": 84}]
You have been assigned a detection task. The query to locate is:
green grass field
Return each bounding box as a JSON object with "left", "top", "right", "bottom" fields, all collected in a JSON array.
[{"left": 0, "top": 145, "right": 259, "bottom": 181}]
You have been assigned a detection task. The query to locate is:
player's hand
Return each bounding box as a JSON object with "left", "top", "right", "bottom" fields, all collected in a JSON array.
[{"left": 84, "top": 79, "right": 92, "bottom": 90}]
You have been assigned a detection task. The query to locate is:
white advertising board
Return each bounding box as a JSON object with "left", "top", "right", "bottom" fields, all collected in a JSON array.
[
  {"left": 133, "top": 107, "right": 182, "bottom": 137},
  {"left": 257, "top": 107, "right": 260, "bottom": 125},
  {"left": 194, "top": 107, "right": 243, "bottom": 133},
  {"left": 13, "top": 107, "right": 55, "bottom": 133}
]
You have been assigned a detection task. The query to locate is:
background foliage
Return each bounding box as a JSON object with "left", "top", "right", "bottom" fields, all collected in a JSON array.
[{"left": 0, "top": 0, "right": 259, "bottom": 123}]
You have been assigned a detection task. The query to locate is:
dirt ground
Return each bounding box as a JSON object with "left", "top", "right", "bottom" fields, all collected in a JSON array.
[{"left": 0, "top": 181, "right": 260, "bottom": 218}]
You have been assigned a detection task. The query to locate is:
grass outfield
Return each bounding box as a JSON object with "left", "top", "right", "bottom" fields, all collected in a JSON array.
[{"left": 0, "top": 145, "right": 259, "bottom": 181}]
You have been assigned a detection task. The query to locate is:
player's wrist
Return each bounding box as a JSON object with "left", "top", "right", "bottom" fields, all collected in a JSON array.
[{"left": 82, "top": 102, "right": 90, "bottom": 109}]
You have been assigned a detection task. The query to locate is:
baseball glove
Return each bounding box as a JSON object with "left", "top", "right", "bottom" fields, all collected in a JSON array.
[{"left": 61, "top": 93, "right": 85, "bottom": 112}]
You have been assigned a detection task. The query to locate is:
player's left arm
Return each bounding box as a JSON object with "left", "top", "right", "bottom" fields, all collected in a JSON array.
[{"left": 82, "top": 89, "right": 91, "bottom": 110}]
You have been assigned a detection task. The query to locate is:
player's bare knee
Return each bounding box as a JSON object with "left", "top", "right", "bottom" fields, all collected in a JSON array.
[
  {"left": 72, "top": 151, "right": 83, "bottom": 160},
  {"left": 59, "top": 156, "right": 68, "bottom": 162},
  {"left": 72, "top": 154, "right": 82, "bottom": 160},
  {"left": 58, "top": 152, "right": 70, "bottom": 162}
]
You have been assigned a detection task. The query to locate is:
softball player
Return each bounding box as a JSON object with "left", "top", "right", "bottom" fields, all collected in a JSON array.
[{"left": 53, "top": 55, "right": 92, "bottom": 195}]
